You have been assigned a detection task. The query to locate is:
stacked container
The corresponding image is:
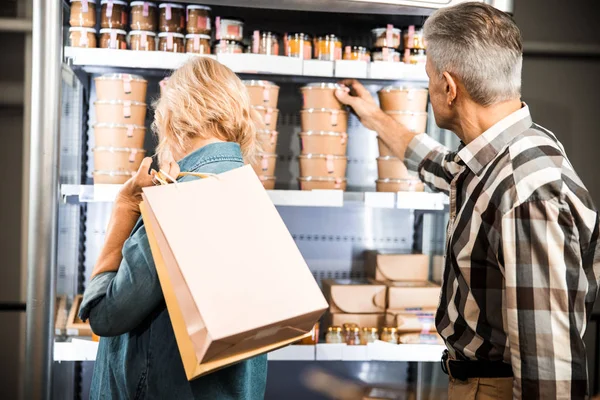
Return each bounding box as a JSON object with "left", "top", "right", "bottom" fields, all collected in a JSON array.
[
  {"left": 298, "top": 83, "right": 348, "bottom": 191},
  {"left": 402, "top": 25, "right": 426, "bottom": 65},
  {"left": 376, "top": 86, "right": 428, "bottom": 192},
  {"left": 370, "top": 24, "right": 402, "bottom": 63},
  {"left": 129, "top": 1, "right": 159, "bottom": 51},
  {"left": 93, "top": 73, "right": 148, "bottom": 184},
  {"left": 68, "top": 0, "right": 98, "bottom": 48},
  {"left": 244, "top": 80, "right": 280, "bottom": 190}
]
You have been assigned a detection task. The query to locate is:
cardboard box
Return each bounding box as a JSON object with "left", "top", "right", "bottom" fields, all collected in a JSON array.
[
  {"left": 322, "top": 279, "right": 387, "bottom": 314},
  {"left": 326, "top": 312, "right": 386, "bottom": 330},
  {"left": 55, "top": 295, "right": 68, "bottom": 336},
  {"left": 66, "top": 295, "right": 92, "bottom": 337},
  {"left": 366, "top": 252, "right": 429, "bottom": 283},
  {"left": 387, "top": 281, "right": 441, "bottom": 310},
  {"left": 385, "top": 309, "right": 436, "bottom": 332},
  {"left": 432, "top": 255, "right": 444, "bottom": 284}
]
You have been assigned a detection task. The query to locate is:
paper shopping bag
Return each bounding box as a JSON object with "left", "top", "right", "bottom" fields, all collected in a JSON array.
[{"left": 140, "top": 165, "right": 328, "bottom": 380}]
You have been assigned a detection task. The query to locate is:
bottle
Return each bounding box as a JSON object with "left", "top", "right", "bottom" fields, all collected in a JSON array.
[
  {"left": 326, "top": 326, "right": 344, "bottom": 344},
  {"left": 360, "top": 327, "right": 379, "bottom": 345}
]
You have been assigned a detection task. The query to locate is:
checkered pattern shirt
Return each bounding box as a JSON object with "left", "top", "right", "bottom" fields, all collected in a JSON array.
[{"left": 405, "top": 105, "right": 600, "bottom": 399}]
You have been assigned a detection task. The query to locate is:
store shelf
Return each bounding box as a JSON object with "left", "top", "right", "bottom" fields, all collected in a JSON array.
[{"left": 61, "top": 184, "right": 447, "bottom": 210}]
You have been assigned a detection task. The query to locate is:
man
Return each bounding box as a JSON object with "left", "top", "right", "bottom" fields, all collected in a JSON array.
[{"left": 336, "top": 2, "right": 600, "bottom": 399}]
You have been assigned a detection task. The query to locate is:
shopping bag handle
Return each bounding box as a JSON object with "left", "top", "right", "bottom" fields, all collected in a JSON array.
[{"left": 154, "top": 170, "right": 220, "bottom": 188}]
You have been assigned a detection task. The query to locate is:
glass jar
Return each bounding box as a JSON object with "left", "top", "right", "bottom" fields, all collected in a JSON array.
[
  {"left": 404, "top": 48, "right": 427, "bottom": 65},
  {"left": 380, "top": 327, "right": 399, "bottom": 344},
  {"left": 315, "top": 35, "right": 342, "bottom": 61},
  {"left": 284, "top": 32, "right": 311, "bottom": 60},
  {"left": 325, "top": 326, "right": 344, "bottom": 344},
  {"left": 360, "top": 327, "right": 379, "bottom": 345},
  {"left": 100, "top": 0, "right": 128, "bottom": 30},
  {"left": 252, "top": 31, "right": 279, "bottom": 55},
  {"left": 69, "top": 27, "right": 97, "bottom": 48},
  {"left": 403, "top": 26, "right": 426, "bottom": 49},
  {"left": 69, "top": 0, "right": 97, "bottom": 27},
  {"left": 213, "top": 39, "right": 244, "bottom": 54},
  {"left": 130, "top": 1, "right": 158, "bottom": 31},
  {"left": 186, "top": 5, "right": 211, "bottom": 34},
  {"left": 299, "top": 322, "right": 320, "bottom": 345},
  {"left": 129, "top": 30, "right": 157, "bottom": 51},
  {"left": 158, "top": 32, "right": 185, "bottom": 53},
  {"left": 341, "top": 323, "right": 357, "bottom": 341},
  {"left": 371, "top": 26, "right": 401, "bottom": 48},
  {"left": 343, "top": 46, "right": 369, "bottom": 61},
  {"left": 215, "top": 17, "right": 244, "bottom": 41},
  {"left": 346, "top": 327, "right": 361, "bottom": 346},
  {"left": 372, "top": 48, "right": 401, "bottom": 62},
  {"left": 185, "top": 34, "right": 211, "bottom": 54},
  {"left": 159, "top": 3, "right": 186, "bottom": 33},
  {"left": 99, "top": 28, "right": 127, "bottom": 49}
]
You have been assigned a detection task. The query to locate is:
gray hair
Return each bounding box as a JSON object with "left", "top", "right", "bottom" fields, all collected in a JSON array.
[{"left": 423, "top": 2, "right": 523, "bottom": 106}]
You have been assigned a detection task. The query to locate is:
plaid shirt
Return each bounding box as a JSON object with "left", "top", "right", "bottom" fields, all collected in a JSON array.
[{"left": 405, "top": 105, "right": 600, "bottom": 399}]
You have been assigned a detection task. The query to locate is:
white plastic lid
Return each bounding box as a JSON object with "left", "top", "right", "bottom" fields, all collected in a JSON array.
[
  {"left": 100, "top": 0, "right": 128, "bottom": 5},
  {"left": 130, "top": 1, "right": 157, "bottom": 6},
  {"left": 69, "top": 27, "right": 97, "bottom": 33},
  {"left": 185, "top": 34, "right": 211, "bottom": 40},
  {"left": 159, "top": 3, "right": 185, "bottom": 9},
  {"left": 158, "top": 32, "right": 185, "bottom": 38},
  {"left": 99, "top": 28, "right": 127, "bottom": 35},
  {"left": 129, "top": 30, "right": 157, "bottom": 36},
  {"left": 187, "top": 5, "right": 211, "bottom": 10}
]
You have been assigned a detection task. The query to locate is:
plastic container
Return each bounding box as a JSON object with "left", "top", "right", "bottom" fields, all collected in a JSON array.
[
  {"left": 257, "top": 130, "right": 278, "bottom": 154},
  {"left": 403, "top": 26, "right": 426, "bottom": 50},
  {"left": 93, "top": 170, "right": 134, "bottom": 184},
  {"left": 343, "top": 46, "right": 369, "bottom": 61},
  {"left": 300, "top": 109, "right": 348, "bottom": 133},
  {"left": 404, "top": 48, "right": 427, "bottom": 65},
  {"left": 284, "top": 33, "right": 311, "bottom": 60},
  {"left": 376, "top": 178, "right": 424, "bottom": 193},
  {"left": 100, "top": 0, "right": 128, "bottom": 30},
  {"left": 159, "top": 3, "right": 186, "bottom": 33},
  {"left": 252, "top": 31, "right": 279, "bottom": 55},
  {"left": 69, "top": 27, "right": 97, "bottom": 48},
  {"left": 94, "top": 123, "right": 146, "bottom": 149},
  {"left": 252, "top": 106, "right": 279, "bottom": 129},
  {"left": 251, "top": 153, "right": 277, "bottom": 176},
  {"left": 371, "top": 26, "right": 401, "bottom": 48},
  {"left": 158, "top": 32, "right": 185, "bottom": 53},
  {"left": 360, "top": 327, "right": 379, "bottom": 345},
  {"left": 186, "top": 5, "right": 211, "bottom": 34},
  {"left": 380, "top": 327, "right": 399, "bottom": 344},
  {"left": 326, "top": 326, "right": 344, "bottom": 344},
  {"left": 300, "top": 83, "right": 344, "bottom": 110},
  {"left": 378, "top": 86, "right": 429, "bottom": 112},
  {"left": 95, "top": 73, "right": 148, "bottom": 102},
  {"left": 129, "top": 30, "right": 157, "bottom": 51},
  {"left": 95, "top": 100, "right": 147, "bottom": 125},
  {"left": 213, "top": 39, "right": 244, "bottom": 54},
  {"left": 377, "top": 137, "right": 394, "bottom": 157},
  {"left": 371, "top": 48, "right": 401, "bottom": 62},
  {"left": 298, "top": 154, "right": 347, "bottom": 178},
  {"left": 299, "top": 177, "right": 347, "bottom": 191},
  {"left": 99, "top": 28, "right": 127, "bottom": 49},
  {"left": 385, "top": 111, "right": 428, "bottom": 133},
  {"left": 243, "top": 80, "right": 280, "bottom": 108},
  {"left": 93, "top": 147, "right": 146, "bottom": 172},
  {"left": 314, "top": 35, "right": 342, "bottom": 61},
  {"left": 185, "top": 34, "right": 211, "bottom": 54},
  {"left": 258, "top": 175, "right": 276, "bottom": 190},
  {"left": 70, "top": 0, "right": 97, "bottom": 27},
  {"left": 130, "top": 1, "right": 158, "bottom": 31},
  {"left": 377, "top": 156, "right": 409, "bottom": 179},
  {"left": 215, "top": 17, "right": 244, "bottom": 41},
  {"left": 299, "top": 132, "right": 347, "bottom": 156}
]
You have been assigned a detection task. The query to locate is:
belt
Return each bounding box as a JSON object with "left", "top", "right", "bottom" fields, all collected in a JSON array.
[{"left": 441, "top": 350, "right": 513, "bottom": 381}]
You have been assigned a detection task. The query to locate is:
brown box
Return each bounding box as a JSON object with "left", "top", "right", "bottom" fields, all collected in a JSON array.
[
  {"left": 387, "top": 281, "right": 441, "bottom": 310},
  {"left": 66, "top": 295, "right": 93, "bottom": 337},
  {"left": 55, "top": 295, "right": 68, "bottom": 336},
  {"left": 322, "top": 279, "right": 387, "bottom": 314},
  {"left": 326, "top": 312, "right": 386, "bottom": 330},
  {"left": 366, "top": 252, "right": 429, "bottom": 283},
  {"left": 385, "top": 309, "right": 436, "bottom": 332}
]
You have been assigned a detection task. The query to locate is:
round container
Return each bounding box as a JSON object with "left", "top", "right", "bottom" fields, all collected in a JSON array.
[
  {"left": 371, "top": 47, "right": 401, "bottom": 62},
  {"left": 299, "top": 132, "right": 347, "bottom": 156},
  {"left": 216, "top": 18, "right": 244, "bottom": 41},
  {"left": 186, "top": 5, "right": 211, "bottom": 34},
  {"left": 93, "top": 147, "right": 147, "bottom": 172},
  {"left": 298, "top": 154, "right": 347, "bottom": 178},
  {"left": 129, "top": 30, "right": 157, "bottom": 51},
  {"left": 301, "top": 83, "right": 344, "bottom": 110},
  {"left": 95, "top": 100, "right": 147, "bottom": 125},
  {"left": 371, "top": 27, "right": 401, "bottom": 48},
  {"left": 94, "top": 123, "right": 146, "bottom": 148},
  {"left": 258, "top": 175, "right": 276, "bottom": 190},
  {"left": 95, "top": 73, "right": 148, "bottom": 102},
  {"left": 284, "top": 32, "right": 311, "bottom": 60},
  {"left": 377, "top": 156, "right": 409, "bottom": 179},
  {"left": 257, "top": 130, "right": 278, "bottom": 154},
  {"left": 343, "top": 46, "right": 369, "bottom": 62},
  {"left": 99, "top": 28, "right": 127, "bottom": 49},
  {"left": 251, "top": 153, "right": 277, "bottom": 176},
  {"left": 378, "top": 86, "right": 429, "bottom": 112},
  {"left": 360, "top": 327, "right": 379, "bottom": 345},
  {"left": 380, "top": 327, "right": 399, "bottom": 344},
  {"left": 252, "top": 106, "right": 279, "bottom": 129},
  {"left": 69, "top": 27, "right": 97, "bottom": 48},
  {"left": 158, "top": 32, "right": 185, "bottom": 53},
  {"left": 159, "top": 3, "right": 186, "bottom": 33},
  {"left": 70, "top": 0, "right": 97, "bottom": 27},
  {"left": 213, "top": 39, "right": 244, "bottom": 54},
  {"left": 314, "top": 35, "right": 342, "bottom": 61},
  {"left": 346, "top": 327, "right": 361, "bottom": 346},
  {"left": 376, "top": 178, "right": 424, "bottom": 193},
  {"left": 385, "top": 111, "right": 428, "bottom": 133},
  {"left": 403, "top": 26, "right": 426, "bottom": 50},
  {"left": 299, "top": 176, "right": 347, "bottom": 191},
  {"left": 185, "top": 34, "right": 211, "bottom": 54},
  {"left": 130, "top": 1, "right": 158, "bottom": 31},
  {"left": 243, "top": 80, "right": 280, "bottom": 108},
  {"left": 326, "top": 326, "right": 344, "bottom": 344},
  {"left": 404, "top": 48, "right": 427, "bottom": 65},
  {"left": 100, "top": 0, "right": 128, "bottom": 29},
  {"left": 377, "top": 137, "right": 394, "bottom": 157},
  {"left": 252, "top": 31, "right": 279, "bottom": 55},
  {"left": 93, "top": 170, "right": 135, "bottom": 184},
  {"left": 300, "top": 109, "right": 348, "bottom": 133}
]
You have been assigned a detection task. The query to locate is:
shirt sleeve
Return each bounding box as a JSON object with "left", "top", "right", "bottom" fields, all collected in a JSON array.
[
  {"left": 501, "top": 198, "right": 588, "bottom": 399},
  {"left": 79, "top": 222, "right": 163, "bottom": 337},
  {"left": 404, "top": 133, "right": 463, "bottom": 195}
]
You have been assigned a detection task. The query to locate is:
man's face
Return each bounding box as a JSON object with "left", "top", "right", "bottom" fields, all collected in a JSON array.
[{"left": 426, "top": 58, "right": 454, "bottom": 131}]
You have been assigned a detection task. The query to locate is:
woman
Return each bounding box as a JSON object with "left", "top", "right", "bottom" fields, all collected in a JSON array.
[{"left": 79, "top": 57, "right": 267, "bottom": 399}]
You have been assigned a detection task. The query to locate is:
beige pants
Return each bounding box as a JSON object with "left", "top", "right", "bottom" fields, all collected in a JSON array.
[{"left": 448, "top": 377, "right": 513, "bottom": 400}]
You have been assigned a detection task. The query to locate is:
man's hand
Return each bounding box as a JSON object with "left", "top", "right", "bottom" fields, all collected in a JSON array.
[{"left": 335, "top": 79, "right": 388, "bottom": 132}]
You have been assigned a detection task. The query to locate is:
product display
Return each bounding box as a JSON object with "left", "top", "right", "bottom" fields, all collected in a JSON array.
[
  {"left": 69, "top": 27, "right": 97, "bottom": 48},
  {"left": 213, "top": 39, "right": 244, "bottom": 54},
  {"left": 387, "top": 281, "right": 441, "bottom": 310},
  {"left": 385, "top": 111, "right": 428, "bottom": 133},
  {"left": 284, "top": 33, "right": 311, "bottom": 60},
  {"left": 129, "top": 31, "right": 157, "bottom": 51},
  {"left": 360, "top": 327, "right": 379, "bottom": 345},
  {"left": 95, "top": 100, "right": 147, "bottom": 125},
  {"left": 325, "top": 326, "right": 344, "bottom": 344},
  {"left": 158, "top": 32, "right": 185, "bottom": 53},
  {"left": 371, "top": 26, "right": 401, "bottom": 48},
  {"left": 94, "top": 147, "right": 146, "bottom": 171},
  {"left": 69, "top": 0, "right": 97, "bottom": 27},
  {"left": 215, "top": 17, "right": 244, "bottom": 41},
  {"left": 251, "top": 153, "right": 277, "bottom": 176},
  {"left": 100, "top": 0, "right": 129, "bottom": 30},
  {"left": 243, "top": 80, "right": 280, "bottom": 108},
  {"left": 252, "top": 31, "right": 279, "bottom": 55},
  {"left": 257, "top": 130, "right": 278, "bottom": 153},
  {"left": 252, "top": 106, "right": 279, "bottom": 129},
  {"left": 130, "top": 1, "right": 158, "bottom": 31},
  {"left": 314, "top": 35, "right": 342, "bottom": 61},
  {"left": 403, "top": 26, "right": 426, "bottom": 50},
  {"left": 186, "top": 5, "right": 211, "bottom": 34},
  {"left": 95, "top": 73, "right": 148, "bottom": 103},
  {"left": 99, "top": 28, "right": 127, "bottom": 49},
  {"left": 301, "top": 83, "right": 345, "bottom": 110},
  {"left": 93, "top": 170, "right": 135, "bottom": 184},
  {"left": 298, "top": 176, "right": 347, "bottom": 191},
  {"left": 185, "top": 34, "right": 211, "bottom": 54},
  {"left": 323, "top": 279, "right": 387, "bottom": 314},
  {"left": 371, "top": 47, "right": 401, "bottom": 62},
  {"left": 380, "top": 327, "right": 399, "bottom": 344},
  {"left": 378, "top": 86, "right": 428, "bottom": 112},
  {"left": 299, "top": 132, "right": 347, "bottom": 156},
  {"left": 259, "top": 175, "right": 276, "bottom": 190},
  {"left": 366, "top": 252, "right": 429, "bottom": 283},
  {"left": 94, "top": 123, "right": 146, "bottom": 149},
  {"left": 404, "top": 48, "right": 427, "bottom": 65},
  {"left": 343, "top": 46, "right": 370, "bottom": 61},
  {"left": 300, "top": 109, "right": 348, "bottom": 133},
  {"left": 376, "top": 178, "right": 424, "bottom": 192},
  {"left": 159, "top": 3, "right": 186, "bottom": 33}
]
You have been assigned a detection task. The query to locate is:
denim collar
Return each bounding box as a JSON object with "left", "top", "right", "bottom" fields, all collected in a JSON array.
[{"left": 177, "top": 142, "right": 243, "bottom": 172}]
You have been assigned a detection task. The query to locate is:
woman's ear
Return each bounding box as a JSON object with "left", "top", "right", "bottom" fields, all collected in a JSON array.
[{"left": 442, "top": 71, "right": 458, "bottom": 106}]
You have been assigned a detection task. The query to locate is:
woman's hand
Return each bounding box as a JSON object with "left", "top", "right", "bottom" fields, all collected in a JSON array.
[{"left": 335, "top": 79, "right": 388, "bottom": 132}]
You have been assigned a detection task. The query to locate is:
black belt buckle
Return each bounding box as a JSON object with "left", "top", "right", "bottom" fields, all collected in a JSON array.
[
  {"left": 440, "top": 350, "right": 468, "bottom": 381},
  {"left": 440, "top": 350, "right": 449, "bottom": 375}
]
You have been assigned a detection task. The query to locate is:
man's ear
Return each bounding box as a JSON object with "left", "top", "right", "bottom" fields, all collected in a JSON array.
[{"left": 442, "top": 71, "right": 458, "bottom": 106}]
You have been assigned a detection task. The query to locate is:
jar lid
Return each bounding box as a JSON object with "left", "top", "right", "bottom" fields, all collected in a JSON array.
[
  {"left": 300, "top": 108, "right": 348, "bottom": 114},
  {"left": 94, "top": 123, "right": 146, "bottom": 129},
  {"left": 93, "top": 146, "right": 147, "bottom": 152},
  {"left": 242, "top": 80, "right": 278, "bottom": 88},
  {"left": 347, "top": 46, "right": 367, "bottom": 52},
  {"left": 317, "top": 34, "right": 339, "bottom": 41},
  {"left": 129, "top": 30, "right": 157, "bottom": 37},
  {"left": 130, "top": 1, "right": 157, "bottom": 6},
  {"left": 99, "top": 28, "right": 127, "bottom": 35},
  {"left": 384, "top": 110, "right": 427, "bottom": 116},
  {"left": 298, "top": 176, "right": 348, "bottom": 182},
  {"left": 362, "top": 327, "right": 379, "bottom": 333},
  {"left": 186, "top": 4, "right": 212, "bottom": 10},
  {"left": 185, "top": 34, "right": 211, "bottom": 40},
  {"left": 286, "top": 32, "right": 311, "bottom": 40},
  {"left": 299, "top": 131, "right": 345, "bottom": 137},
  {"left": 256, "top": 31, "right": 278, "bottom": 38},
  {"left": 328, "top": 326, "right": 342, "bottom": 332},
  {"left": 298, "top": 154, "right": 347, "bottom": 160},
  {"left": 159, "top": 3, "right": 185, "bottom": 9},
  {"left": 69, "top": 27, "right": 97, "bottom": 33},
  {"left": 95, "top": 73, "right": 147, "bottom": 82},
  {"left": 371, "top": 27, "right": 402, "bottom": 35},
  {"left": 95, "top": 99, "right": 147, "bottom": 106},
  {"left": 158, "top": 32, "right": 185, "bottom": 38},
  {"left": 71, "top": 0, "right": 97, "bottom": 3},
  {"left": 213, "top": 39, "right": 244, "bottom": 46},
  {"left": 301, "top": 82, "right": 344, "bottom": 91},
  {"left": 380, "top": 85, "right": 428, "bottom": 93},
  {"left": 251, "top": 105, "right": 278, "bottom": 112},
  {"left": 100, "top": 0, "right": 128, "bottom": 5},
  {"left": 218, "top": 17, "right": 244, "bottom": 24},
  {"left": 351, "top": 327, "right": 360, "bottom": 332},
  {"left": 342, "top": 323, "right": 357, "bottom": 329}
]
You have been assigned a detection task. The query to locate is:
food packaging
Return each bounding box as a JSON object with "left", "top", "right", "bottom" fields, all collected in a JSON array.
[
  {"left": 403, "top": 26, "right": 426, "bottom": 50},
  {"left": 404, "top": 48, "right": 427, "bottom": 65},
  {"left": 93, "top": 170, "right": 135, "bottom": 184},
  {"left": 95, "top": 73, "right": 148, "bottom": 103},
  {"left": 213, "top": 39, "right": 244, "bottom": 54},
  {"left": 299, "top": 131, "right": 347, "bottom": 156},
  {"left": 252, "top": 30, "right": 279, "bottom": 55},
  {"left": 387, "top": 281, "right": 441, "bottom": 310},
  {"left": 300, "top": 109, "right": 348, "bottom": 133},
  {"left": 366, "top": 252, "right": 429, "bottom": 283},
  {"left": 94, "top": 123, "right": 146, "bottom": 149},
  {"left": 158, "top": 32, "right": 185, "bottom": 53},
  {"left": 300, "top": 83, "right": 344, "bottom": 110},
  {"left": 371, "top": 26, "right": 401, "bottom": 48},
  {"left": 343, "top": 46, "right": 370, "bottom": 61},
  {"left": 130, "top": 1, "right": 158, "bottom": 31},
  {"left": 325, "top": 313, "right": 386, "bottom": 330},
  {"left": 251, "top": 153, "right": 277, "bottom": 176},
  {"left": 129, "top": 30, "right": 157, "bottom": 51},
  {"left": 243, "top": 80, "right": 280, "bottom": 108},
  {"left": 371, "top": 47, "right": 401, "bottom": 63},
  {"left": 66, "top": 295, "right": 92, "bottom": 336},
  {"left": 100, "top": 0, "right": 128, "bottom": 29},
  {"left": 215, "top": 17, "right": 244, "bottom": 41},
  {"left": 186, "top": 5, "right": 211, "bottom": 35},
  {"left": 95, "top": 100, "right": 147, "bottom": 125},
  {"left": 185, "top": 34, "right": 211, "bottom": 54},
  {"left": 159, "top": 3, "right": 186, "bottom": 33},
  {"left": 376, "top": 178, "right": 424, "bottom": 193},
  {"left": 322, "top": 279, "right": 387, "bottom": 314},
  {"left": 314, "top": 34, "right": 342, "bottom": 61},
  {"left": 99, "top": 28, "right": 127, "bottom": 49},
  {"left": 257, "top": 130, "right": 278, "bottom": 154},
  {"left": 68, "top": 27, "right": 97, "bottom": 48},
  {"left": 259, "top": 175, "right": 276, "bottom": 190},
  {"left": 385, "top": 111, "right": 428, "bottom": 134},
  {"left": 284, "top": 32, "right": 311, "bottom": 60},
  {"left": 378, "top": 86, "right": 429, "bottom": 112},
  {"left": 298, "top": 177, "right": 347, "bottom": 191},
  {"left": 69, "top": 0, "right": 97, "bottom": 27},
  {"left": 93, "top": 147, "right": 146, "bottom": 172},
  {"left": 298, "top": 154, "right": 347, "bottom": 178},
  {"left": 385, "top": 309, "right": 436, "bottom": 333},
  {"left": 376, "top": 156, "right": 409, "bottom": 179},
  {"left": 252, "top": 106, "right": 279, "bottom": 129}
]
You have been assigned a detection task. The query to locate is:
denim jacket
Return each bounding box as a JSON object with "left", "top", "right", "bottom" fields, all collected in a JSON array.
[{"left": 80, "top": 142, "right": 267, "bottom": 400}]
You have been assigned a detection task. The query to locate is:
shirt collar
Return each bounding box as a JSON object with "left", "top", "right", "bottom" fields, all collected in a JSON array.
[
  {"left": 456, "top": 104, "right": 533, "bottom": 175},
  {"left": 177, "top": 142, "right": 242, "bottom": 172}
]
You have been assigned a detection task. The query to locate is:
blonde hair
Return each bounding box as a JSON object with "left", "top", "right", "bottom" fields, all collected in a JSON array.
[{"left": 153, "top": 57, "right": 260, "bottom": 165}]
